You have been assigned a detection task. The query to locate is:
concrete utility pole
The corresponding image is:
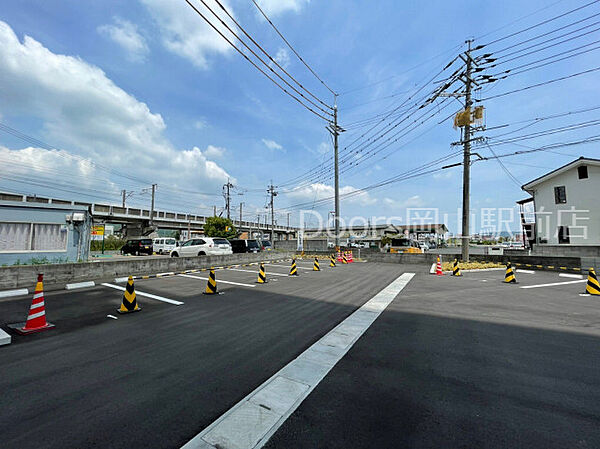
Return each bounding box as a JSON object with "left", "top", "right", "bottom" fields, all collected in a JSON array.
[
  {"left": 461, "top": 40, "right": 473, "bottom": 262},
  {"left": 223, "top": 179, "right": 234, "bottom": 220},
  {"left": 122, "top": 189, "right": 126, "bottom": 208},
  {"left": 287, "top": 212, "right": 290, "bottom": 228},
  {"left": 239, "top": 202, "right": 243, "bottom": 225},
  {"left": 267, "top": 183, "right": 277, "bottom": 242},
  {"left": 150, "top": 183, "right": 157, "bottom": 226},
  {"left": 326, "top": 97, "right": 345, "bottom": 248},
  {"left": 213, "top": 205, "right": 217, "bottom": 217}
]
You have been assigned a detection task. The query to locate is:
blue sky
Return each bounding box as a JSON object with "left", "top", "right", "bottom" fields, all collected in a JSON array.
[{"left": 0, "top": 0, "right": 598, "bottom": 233}]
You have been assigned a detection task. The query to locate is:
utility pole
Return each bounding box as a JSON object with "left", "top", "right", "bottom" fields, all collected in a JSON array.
[
  {"left": 267, "top": 183, "right": 277, "bottom": 242},
  {"left": 287, "top": 212, "right": 290, "bottom": 228},
  {"left": 239, "top": 202, "right": 243, "bottom": 225},
  {"left": 150, "top": 183, "right": 157, "bottom": 227},
  {"left": 326, "top": 97, "right": 345, "bottom": 248},
  {"left": 122, "top": 189, "right": 126, "bottom": 208},
  {"left": 461, "top": 40, "right": 473, "bottom": 262},
  {"left": 223, "top": 179, "right": 234, "bottom": 220},
  {"left": 213, "top": 205, "right": 216, "bottom": 217}
]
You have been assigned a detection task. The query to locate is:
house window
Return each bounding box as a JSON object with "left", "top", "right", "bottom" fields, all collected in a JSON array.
[
  {"left": 554, "top": 186, "right": 567, "bottom": 204},
  {"left": 578, "top": 165, "right": 588, "bottom": 179},
  {"left": 558, "top": 226, "right": 570, "bottom": 244}
]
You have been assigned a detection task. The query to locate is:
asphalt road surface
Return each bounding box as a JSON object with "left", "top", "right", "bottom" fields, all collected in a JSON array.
[
  {"left": 2, "top": 263, "right": 599, "bottom": 448},
  {"left": 0, "top": 260, "right": 409, "bottom": 449},
  {"left": 265, "top": 269, "right": 600, "bottom": 449}
]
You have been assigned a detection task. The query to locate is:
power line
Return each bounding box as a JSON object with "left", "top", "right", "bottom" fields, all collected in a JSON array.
[
  {"left": 250, "top": 0, "right": 336, "bottom": 96},
  {"left": 480, "top": 0, "right": 600, "bottom": 48},
  {"left": 477, "top": 65, "right": 600, "bottom": 101},
  {"left": 183, "top": 0, "right": 331, "bottom": 121},
  {"left": 212, "top": 0, "right": 332, "bottom": 111}
]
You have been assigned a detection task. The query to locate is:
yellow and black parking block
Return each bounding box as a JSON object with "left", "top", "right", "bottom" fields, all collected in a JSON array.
[
  {"left": 256, "top": 262, "right": 268, "bottom": 284},
  {"left": 452, "top": 259, "right": 462, "bottom": 277},
  {"left": 203, "top": 267, "right": 219, "bottom": 295},
  {"left": 584, "top": 267, "right": 600, "bottom": 296},
  {"left": 289, "top": 259, "right": 299, "bottom": 276},
  {"left": 313, "top": 257, "right": 320, "bottom": 271},
  {"left": 503, "top": 262, "right": 517, "bottom": 284},
  {"left": 330, "top": 254, "right": 336, "bottom": 268},
  {"left": 118, "top": 276, "right": 141, "bottom": 313}
]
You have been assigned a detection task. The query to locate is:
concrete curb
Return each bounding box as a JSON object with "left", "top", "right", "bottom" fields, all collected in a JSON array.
[{"left": 0, "top": 328, "right": 11, "bottom": 346}]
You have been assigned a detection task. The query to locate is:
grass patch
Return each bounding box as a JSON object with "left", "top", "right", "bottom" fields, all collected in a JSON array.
[{"left": 442, "top": 261, "right": 505, "bottom": 271}]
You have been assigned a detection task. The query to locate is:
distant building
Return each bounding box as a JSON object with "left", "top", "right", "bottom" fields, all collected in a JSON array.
[
  {"left": 520, "top": 157, "right": 599, "bottom": 247},
  {"left": 0, "top": 192, "right": 93, "bottom": 265},
  {"left": 303, "top": 223, "right": 449, "bottom": 245}
]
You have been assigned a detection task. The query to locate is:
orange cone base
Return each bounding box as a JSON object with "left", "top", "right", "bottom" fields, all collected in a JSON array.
[
  {"left": 117, "top": 307, "right": 141, "bottom": 314},
  {"left": 7, "top": 321, "right": 55, "bottom": 335}
]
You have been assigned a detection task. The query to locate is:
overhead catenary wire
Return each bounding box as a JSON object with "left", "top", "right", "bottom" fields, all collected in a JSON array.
[{"left": 250, "top": 0, "right": 336, "bottom": 96}]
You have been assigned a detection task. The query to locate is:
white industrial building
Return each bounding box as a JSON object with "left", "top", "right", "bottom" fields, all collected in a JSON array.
[{"left": 520, "top": 157, "right": 599, "bottom": 247}]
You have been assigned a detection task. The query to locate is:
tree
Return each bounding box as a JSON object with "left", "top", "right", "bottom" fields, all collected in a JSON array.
[
  {"left": 380, "top": 236, "right": 392, "bottom": 247},
  {"left": 204, "top": 216, "right": 237, "bottom": 239}
]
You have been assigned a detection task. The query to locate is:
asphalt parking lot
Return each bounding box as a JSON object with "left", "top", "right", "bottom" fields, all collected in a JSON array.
[{"left": 2, "top": 262, "right": 599, "bottom": 448}]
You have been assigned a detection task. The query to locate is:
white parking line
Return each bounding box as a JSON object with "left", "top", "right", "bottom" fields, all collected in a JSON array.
[
  {"left": 266, "top": 263, "right": 313, "bottom": 270},
  {"left": 226, "top": 268, "right": 289, "bottom": 277},
  {"left": 66, "top": 281, "right": 96, "bottom": 290},
  {"left": 0, "top": 288, "right": 28, "bottom": 299},
  {"left": 101, "top": 283, "right": 184, "bottom": 305},
  {"left": 520, "top": 279, "right": 587, "bottom": 289},
  {"left": 181, "top": 272, "right": 415, "bottom": 449},
  {"left": 559, "top": 273, "right": 584, "bottom": 279},
  {"left": 516, "top": 269, "right": 535, "bottom": 274},
  {"left": 178, "top": 274, "right": 256, "bottom": 288}
]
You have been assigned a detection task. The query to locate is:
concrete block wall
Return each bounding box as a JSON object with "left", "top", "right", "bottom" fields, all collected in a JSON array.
[{"left": 0, "top": 251, "right": 294, "bottom": 291}]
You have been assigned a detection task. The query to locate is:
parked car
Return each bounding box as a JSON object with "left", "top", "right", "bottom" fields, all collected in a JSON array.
[
  {"left": 418, "top": 241, "right": 430, "bottom": 251},
  {"left": 153, "top": 237, "right": 177, "bottom": 254},
  {"left": 229, "top": 239, "right": 261, "bottom": 253},
  {"left": 260, "top": 240, "right": 273, "bottom": 251},
  {"left": 120, "top": 238, "right": 153, "bottom": 256},
  {"left": 170, "top": 237, "right": 232, "bottom": 257},
  {"left": 389, "top": 238, "right": 422, "bottom": 254}
]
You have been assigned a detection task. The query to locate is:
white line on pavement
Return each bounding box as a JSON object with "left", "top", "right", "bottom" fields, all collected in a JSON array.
[
  {"left": 181, "top": 272, "right": 415, "bottom": 449},
  {"left": 0, "top": 288, "right": 28, "bottom": 299},
  {"left": 559, "top": 273, "right": 584, "bottom": 279},
  {"left": 520, "top": 279, "right": 587, "bottom": 289},
  {"left": 516, "top": 269, "right": 535, "bottom": 274},
  {"left": 101, "top": 283, "right": 184, "bottom": 305},
  {"left": 66, "top": 281, "right": 96, "bottom": 290},
  {"left": 178, "top": 274, "right": 256, "bottom": 288},
  {"left": 226, "top": 268, "right": 289, "bottom": 277},
  {"left": 266, "top": 263, "right": 312, "bottom": 270}
]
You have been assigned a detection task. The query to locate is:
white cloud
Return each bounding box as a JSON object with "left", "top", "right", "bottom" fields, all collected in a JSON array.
[
  {"left": 262, "top": 138, "right": 284, "bottom": 151},
  {"left": 194, "top": 118, "right": 208, "bottom": 129},
  {"left": 139, "top": 0, "right": 236, "bottom": 69},
  {"left": 97, "top": 17, "right": 149, "bottom": 61},
  {"left": 203, "top": 145, "right": 225, "bottom": 158},
  {"left": 273, "top": 48, "right": 290, "bottom": 69},
  {"left": 383, "top": 195, "right": 424, "bottom": 208},
  {"left": 288, "top": 183, "right": 376, "bottom": 206},
  {"left": 0, "top": 21, "right": 231, "bottom": 196},
  {"left": 255, "top": 0, "right": 311, "bottom": 16}
]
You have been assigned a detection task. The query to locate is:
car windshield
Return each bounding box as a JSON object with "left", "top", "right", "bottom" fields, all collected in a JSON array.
[
  {"left": 213, "top": 238, "right": 229, "bottom": 245},
  {"left": 391, "top": 238, "right": 411, "bottom": 247},
  {"left": 165, "top": 239, "right": 175, "bottom": 244},
  {"left": 247, "top": 240, "right": 260, "bottom": 248},
  {"left": 262, "top": 241, "right": 272, "bottom": 247},
  {"left": 140, "top": 239, "right": 152, "bottom": 245}
]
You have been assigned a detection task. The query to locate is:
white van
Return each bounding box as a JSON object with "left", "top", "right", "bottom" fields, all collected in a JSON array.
[{"left": 153, "top": 237, "right": 178, "bottom": 255}]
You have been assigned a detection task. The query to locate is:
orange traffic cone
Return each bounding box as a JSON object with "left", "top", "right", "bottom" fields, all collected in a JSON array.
[
  {"left": 8, "top": 274, "right": 55, "bottom": 334},
  {"left": 435, "top": 256, "right": 444, "bottom": 276}
]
